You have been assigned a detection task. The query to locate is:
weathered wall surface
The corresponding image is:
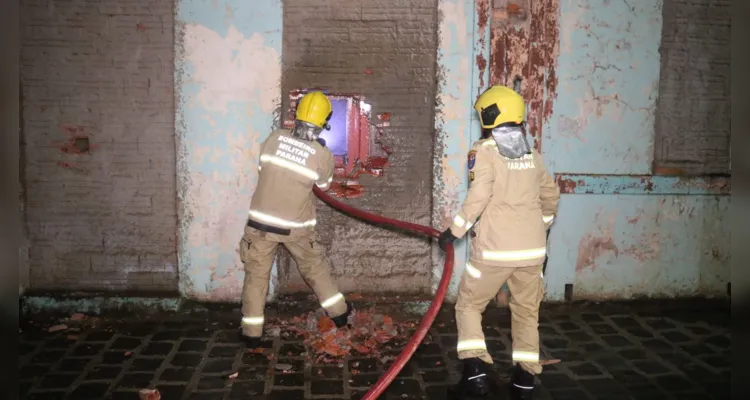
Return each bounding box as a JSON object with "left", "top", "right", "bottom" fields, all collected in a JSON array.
[
  {"left": 175, "top": 0, "right": 283, "bottom": 301},
  {"left": 653, "top": 0, "right": 731, "bottom": 175},
  {"left": 280, "top": 0, "right": 440, "bottom": 294},
  {"left": 21, "top": 0, "right": 178, "bottom": 292},
  {"left": 4, "top": 0, "right": 24, "bottom": 296},
  {"left": 541, "top": 0, "right": 731, "bottom": 300},
  {"left": 431, "top": 0, "right": 490, "bottom": 300}
]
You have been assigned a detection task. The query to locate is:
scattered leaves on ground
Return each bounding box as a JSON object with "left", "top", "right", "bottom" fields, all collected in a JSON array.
[
  {"left": 138, "top": 388, "right": 161, "bottom": 400},
  {"left": 267, "top": 308, "right": 412, "bottom": 364},
  {"left": 48, "top": 324, "right": 68, "bottom": 332}
]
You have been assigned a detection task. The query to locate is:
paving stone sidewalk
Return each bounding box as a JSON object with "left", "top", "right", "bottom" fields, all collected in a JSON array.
[{"left": 19, "top": 299, "right": 730, "bottom": 400}]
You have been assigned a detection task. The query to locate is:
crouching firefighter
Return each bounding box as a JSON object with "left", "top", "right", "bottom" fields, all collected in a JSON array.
[
  {"left": 438, "top": 85, "right": 560, "bottom": 399},
  {"left": 239, "top": 91, "right": 353, "bottom": 348}
]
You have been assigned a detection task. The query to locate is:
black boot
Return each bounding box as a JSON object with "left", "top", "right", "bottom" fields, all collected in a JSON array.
[
  {"left": 451, "top": 358, "right": 493, "bottom": 398},
  {"left": 241, "top": 335, "right": 262, "bottom": 349},
  {"left": 330, "top": 302, "right": 353, "bottom": 328},
  {"left": 510, "top": 364, "right": 535, "bottom": 400}
]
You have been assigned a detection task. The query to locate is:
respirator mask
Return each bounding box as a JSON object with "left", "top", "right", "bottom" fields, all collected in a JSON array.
[
  {"left": 291, "top": 120, "right": 327, "bottom": 141},
  {"left": 491, "top": 125, "right": 531, "bottom": 159}
]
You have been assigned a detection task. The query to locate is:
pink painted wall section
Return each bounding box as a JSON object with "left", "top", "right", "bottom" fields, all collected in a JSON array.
[{"left": 175, "top": 0, "right": 283, "bottom": 301}]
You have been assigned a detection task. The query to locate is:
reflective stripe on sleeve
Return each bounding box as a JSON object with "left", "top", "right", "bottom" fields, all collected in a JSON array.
[
  {"left": 321, "top": 293, "right": 345, "bottom": 309},
  {"left": 260, "top": 154, "right": 319, "bottom": 180},
  {"left": 241, "top": 316, "right": 264, "bottom": 325},
  {"left": 456, "top": 339, "right": 487, "bottom": 352},
  {"left": 543, "top": 215, "right": 554, "bottom": 224},
  {"left": 482, "top": 247, "right": 546, "bottom": 262},
  {"left": 512, "top": 351, "right": 539, "bottom": 363},
  {"left": 452, "top": 215, "right": 474, "bottom": 230},
  {"left": 317, "top": 177, "right": 333, "bottom": 190},
  {"left": 465, "top": 262, "right": 482, "bottom": 279},
  {"left": 248, "top": 210, "right": 316, "bottom": 229}
]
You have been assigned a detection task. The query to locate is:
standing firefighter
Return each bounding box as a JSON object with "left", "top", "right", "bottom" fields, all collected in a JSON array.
[
  {"left": 238, "top": 91, "right": 352, "bottom": 348},
  {"left": 439, "top": 85, "right": 560, "bottom": 399}
]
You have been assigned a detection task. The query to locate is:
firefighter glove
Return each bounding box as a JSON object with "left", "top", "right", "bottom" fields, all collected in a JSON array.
[
  {"left": 438, "top": 228, "right": 457, "bottom": 252},
  {"left": 316, "top": 137, "right": 327, "bottom": 147}
]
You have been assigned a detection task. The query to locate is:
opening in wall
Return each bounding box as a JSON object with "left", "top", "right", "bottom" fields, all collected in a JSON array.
[{"left": 285, "top": 89, "right": 391, "bottom": 185}]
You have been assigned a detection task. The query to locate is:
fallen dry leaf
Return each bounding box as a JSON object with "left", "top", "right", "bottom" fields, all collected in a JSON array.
[
  {"left": 228, "top": 372, "right": 239, "bottom": 379},
  {"left": 48, "top": 324, "right": 68, "bottom": 332},
  {"left": 124, "top": 351, "right": 133, "bottom": 357},
  {"left": 540, "top": 359, "right": 561, "bottom": 366},
  {"left": 275, "top": 363, "right": 293, "bottom": 371},
  {"left": 70, "top": 313, "right": 86, "bottom": 321},
  {"left": 66, "top": 335, "right": 79, "bottom": 341},
  {"left": 138, "top": 388, "right": 161, "bottom": 400}
]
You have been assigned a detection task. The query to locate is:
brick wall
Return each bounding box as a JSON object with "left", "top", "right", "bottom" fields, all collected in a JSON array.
[
  {"left": 281, "top": 0, "right": 439, "bottom": 294},
  {"left": 653, "top": 0, "right": 731, "bottom": 175},
  {"left": 20, "top": 0, "right": 177, "bottom": 292}
]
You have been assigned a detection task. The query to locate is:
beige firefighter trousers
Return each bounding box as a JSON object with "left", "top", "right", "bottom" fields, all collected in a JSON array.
[
  {"left": 238, "top": 228, "right": 348, "bottom": 337},
  {"left": 455, "top": 262, "right": 544, "bottom": 374}
]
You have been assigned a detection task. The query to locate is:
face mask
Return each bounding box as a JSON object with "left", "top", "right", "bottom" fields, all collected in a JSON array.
[
  {"left": 491, "top": 125, "right": 531, "bottom": 159},
  {"left": 291, "top": 120, "right": 323, "bottom": 141}
]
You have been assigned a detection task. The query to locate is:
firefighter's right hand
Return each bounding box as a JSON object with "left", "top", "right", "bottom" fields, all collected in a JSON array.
[{"left": 438, "top": 229, "right": 457, "bottom": 252}]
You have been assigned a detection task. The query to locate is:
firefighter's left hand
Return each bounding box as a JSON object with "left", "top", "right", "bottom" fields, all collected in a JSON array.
[{"left": 438, "top": 229, "right": 457, "bottom": 252}]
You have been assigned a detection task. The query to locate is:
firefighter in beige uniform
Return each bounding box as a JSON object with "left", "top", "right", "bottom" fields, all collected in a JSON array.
[
  {"left": 439, "top": 85, "right": 560, "bottom": 399},
  {"left": 239, "top": 91, "right": 352, "bottom": 348}
]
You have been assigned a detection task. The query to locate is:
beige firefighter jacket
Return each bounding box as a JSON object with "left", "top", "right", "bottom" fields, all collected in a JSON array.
[
  {"left": 247, "top": 129, "right": 334, "bottom": 237},
  {"left": 449, "top": 138, "right": 560, "bottom": 267}
]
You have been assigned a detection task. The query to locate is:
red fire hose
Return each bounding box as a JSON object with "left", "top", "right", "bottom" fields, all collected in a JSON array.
[{"left": 313, "top": 186, "right": 455, "bottom": 400}]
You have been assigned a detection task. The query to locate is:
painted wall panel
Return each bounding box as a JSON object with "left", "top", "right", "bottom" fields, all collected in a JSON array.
[
  {"left": 432, "top": 0, "right": 490, "bottom": 301},
  {"left": 175, "top": 0, "right": 282, "bottom": 301},
  {"left": 545, "top": 195, "right": 729, "bottom": 300},
  {"left": 544, "top": 0, "right": 663, "bottom": 174}
]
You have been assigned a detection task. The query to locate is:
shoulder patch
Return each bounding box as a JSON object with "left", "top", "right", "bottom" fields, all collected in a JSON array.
[
  {"left": 468, "top": 150, "right": 477, "bottom": 170},
  {"left": 469, "top": 171, "right": 475, "bottom": 181}
]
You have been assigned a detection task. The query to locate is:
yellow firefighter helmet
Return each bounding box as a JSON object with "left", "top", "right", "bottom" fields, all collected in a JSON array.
[
  {"left": 473, "top": 85, "right": 526, "bottom": 129},
  {"left": 295, "top": 91, "right": 333, "bottom": 129}
]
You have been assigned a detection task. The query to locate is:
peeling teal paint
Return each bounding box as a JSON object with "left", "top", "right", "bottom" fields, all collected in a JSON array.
[
  {"left": 544, "top": 0, "right": 663, "bottom": 174},
  {"left": 536, "top": 0, "right": 729, "bottom": 300},
  {"left": 555, "top": 174, "right": 731, "bottom": 195},
  {"left": 433, "top": 0, "right": 491, "bottom": 301},
  {"left": 175, "top": 0, "right": 283, "bottom": 302},
  {"left": 546, "top": 195, "right": 730, "bottom": 300}
]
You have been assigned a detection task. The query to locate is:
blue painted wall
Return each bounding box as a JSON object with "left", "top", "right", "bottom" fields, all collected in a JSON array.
[
  {"left": 432, "top": 0, "right": 490, "bottom": 301},
  {"left": 171, "top": 0, "right": 729, "bottom": 303},
  {"left": 175, "top": 0, "right": 283, "bottom": 302},
  {"left": 435, "top": 0, "right": 729, "bottom": 301},
  {"left": 540, "top": 0, "right": 730, "bottom": 300}
]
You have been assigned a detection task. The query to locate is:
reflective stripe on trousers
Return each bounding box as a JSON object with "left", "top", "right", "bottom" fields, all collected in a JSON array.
[
  {"left": 512, "top": 351, "right": 539, "bottom": 363},
  {"left": 457, "top": 339, "right": 487, "bottom": 352},
  {"left": 248, "top": 210, "right": 316, "bottom": 229},
  {"left": 465, "top": 262, "right": 482, "bottom": 279},
  {"left": 321, "top": 292, "right": 345, "bottom": 309},
  {"left": 241, "top": 316, "right": 264, "bottom": 326}
]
